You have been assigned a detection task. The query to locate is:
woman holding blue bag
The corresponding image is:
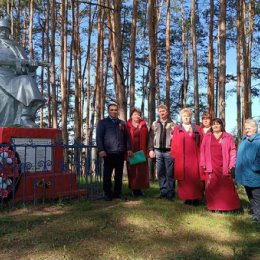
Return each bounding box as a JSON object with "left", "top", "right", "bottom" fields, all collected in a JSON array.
[{"left": 127, "top": 108, "right": 149, "bottom": 197}]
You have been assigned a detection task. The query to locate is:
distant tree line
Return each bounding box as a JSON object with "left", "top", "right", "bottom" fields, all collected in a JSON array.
[{"left": 0, "top": 0, "right": 259, "bottom": 143}]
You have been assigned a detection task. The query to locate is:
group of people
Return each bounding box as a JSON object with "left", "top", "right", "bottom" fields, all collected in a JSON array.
[{"left": 96, "top": 103, "right": 260, "bottom": 223}]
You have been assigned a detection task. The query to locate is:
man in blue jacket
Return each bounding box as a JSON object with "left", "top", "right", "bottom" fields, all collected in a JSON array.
[{"left": 96, "top": 103, "right": 133, "bottom": 201}]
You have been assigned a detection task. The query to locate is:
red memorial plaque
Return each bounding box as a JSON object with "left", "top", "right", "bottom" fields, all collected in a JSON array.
[{"left": 0, "top": 128, "right": 82, "bottom": 202}]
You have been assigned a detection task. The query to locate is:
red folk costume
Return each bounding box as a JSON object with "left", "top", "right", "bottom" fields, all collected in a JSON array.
[
  {"left": 171, "top": 124, "right": 204, "bottom": 201},
  {"left": 126, "top": 119, "right": 150, "bottom": 190},
  {"left": 200, "top": 132, "right": 240, "bottom": 211}
]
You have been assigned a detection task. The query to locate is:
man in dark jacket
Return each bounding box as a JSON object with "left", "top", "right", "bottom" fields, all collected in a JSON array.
[{"left": 96, "top": 103, "right": 133, "bottom": 201}]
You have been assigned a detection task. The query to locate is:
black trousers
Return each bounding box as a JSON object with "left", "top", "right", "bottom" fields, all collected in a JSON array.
[
  {"left": 103, "top": 153, "right": 125, "bottom": 197},
  {"left": 245, "top": 186, "right": 260, "bottom": 220}
]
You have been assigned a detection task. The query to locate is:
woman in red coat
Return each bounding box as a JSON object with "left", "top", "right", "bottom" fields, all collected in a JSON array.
[
  {"left": 200, "top": 118, "right": 240, "bottom": 212},
  {"left": 171, "top": 108, "right": 204, "bottom": 204},
  {"left": 127, "top": 108, "right": 149, "bottom": 197}
]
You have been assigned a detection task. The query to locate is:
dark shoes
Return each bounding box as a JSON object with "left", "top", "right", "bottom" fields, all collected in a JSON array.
[
  {"left": 113, "top": 193, "right": 122, "bottom": 199},
  {"left": 166, "top": 196, "right": 174, "bottom": 201},
  {"left": 184, "top": 200, "right": 200, "bottom": 206},
  {"left": 104, "top": 194, "right": 112, "bottom": 201},
  {"left": 158, "top": 193, "right": 175, "bottom": 201},
  {"left": 104, "top": 192, "right": 126, "bottom": 201},
  {"left": 132, "top": 190, "right": 143, "bottom": 198}
]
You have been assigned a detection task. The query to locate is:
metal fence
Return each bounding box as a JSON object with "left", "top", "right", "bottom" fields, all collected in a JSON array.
[{"left": 0, "top": 142, "right": 103, "bottom": 210}]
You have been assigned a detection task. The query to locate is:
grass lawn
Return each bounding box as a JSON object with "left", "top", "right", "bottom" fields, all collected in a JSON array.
[{"left": 0, "top": 181, "right": 259, "bottom": 260}]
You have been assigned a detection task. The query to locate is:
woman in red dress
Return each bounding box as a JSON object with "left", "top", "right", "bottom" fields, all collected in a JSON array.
[
  {"left": 127, "top": 108, "right": 149, "bottom": 197},
  {"left": 200, "top": 118, "right": 240, "bottom": 211},
  {"left": 171, "top": 108, "right": 204, "bottom": 204}
]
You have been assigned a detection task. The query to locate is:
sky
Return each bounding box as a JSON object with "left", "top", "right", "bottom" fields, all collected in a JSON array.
[{"left": 225, "top": 48, "right": 260, "bottom": 133}]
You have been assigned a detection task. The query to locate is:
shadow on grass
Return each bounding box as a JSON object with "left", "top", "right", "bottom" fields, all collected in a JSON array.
[{"left": 0, "top": 183, "right": 259, "bottom": 260}]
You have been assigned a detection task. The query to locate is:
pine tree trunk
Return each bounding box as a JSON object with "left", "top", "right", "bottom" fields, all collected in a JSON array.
[
  {"left": 40, "top": 11, "right": 46, "bottom": 128},
  {"left": 108, "top": 0, "right": 126, "bottom": 120},
  {"left": 129, "top": 0, "right": 138, "bottom": 113},
  {"left": 247, "top": 0, "right": 255, "bottom": 118},
  {"left": 165, "top": 0, "right": 171, "bottom": 110},
  {"left": 208, "top": 0, "right": 214, "bottom": 116},
  {"left": 71, "top": 0, "right": 80, "bottom": 143},
  {"left": 22, "top": 6, "right": 27, "bottom": 48},
  {"left": 46, "top": 1, "right": 52, "bottom": 127},
  {"left": 85, "top": 5, "right": 94, "bottom": 144},
  {"left": 181, "top": 0, "right": 189, "bottom": 108},
  {"left": 148, "top": 0, "right": 157, "bottom": 181},
  {"left": 218, "top": 0, "right": 226, "bottom": 122},
  {"left": 148, "top": 0, "right": 156, "bottom": 127},
  {"left": 236, "top": 0, "right": 242, "bottom": 140},
  {"left": 29, "top": 0, "right": 34, "bottom": 59},
  {"left": 60, "top": 0, "right": 68, "bottom": 143},
  {"left": 241, "top": 0, "right": 249, "bottom": 124},
  {"left": 100, "top": 8, "right": 105, "bottom": 119},
  {"left": 95, "top": 1, "right": 102, "bottom": 123},
  {"left": 191, "top": 0, "right": 199, "bottom": 124},
  {"left": 51, "top": 0, "right": 57, "bottom": 128}
]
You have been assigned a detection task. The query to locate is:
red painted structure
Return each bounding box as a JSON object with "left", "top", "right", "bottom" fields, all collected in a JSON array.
[{"left": 0, "top": 128, "right": 80, "bottom": 202}]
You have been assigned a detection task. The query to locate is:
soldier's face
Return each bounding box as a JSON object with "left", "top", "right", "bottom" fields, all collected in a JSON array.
[{"left": 0, "top": 27, "right": 10, "bottom": 39}]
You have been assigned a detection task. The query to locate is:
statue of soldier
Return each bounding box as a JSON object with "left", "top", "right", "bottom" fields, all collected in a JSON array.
[{"left": 0, "top": 17, "right": 45, "bottom": 127}]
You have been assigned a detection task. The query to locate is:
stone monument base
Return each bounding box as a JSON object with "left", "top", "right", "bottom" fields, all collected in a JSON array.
[{"left": 0, "top": 127, "right": 84, "bottom": 202}]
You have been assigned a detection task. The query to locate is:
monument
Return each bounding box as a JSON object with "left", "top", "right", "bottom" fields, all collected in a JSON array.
[
  {"left": 0, "top": 17, "right": 79, "bottom": 202},
  {"left": 0, "top": 17, "right": 45, "bottom": 127}
]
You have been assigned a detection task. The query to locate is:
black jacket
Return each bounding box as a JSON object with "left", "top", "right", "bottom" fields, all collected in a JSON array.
[{"left": 96, "top": 117, "right": 132, "bottom": 153}]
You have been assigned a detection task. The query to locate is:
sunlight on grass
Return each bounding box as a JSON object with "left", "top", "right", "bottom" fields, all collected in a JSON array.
[{"left": 0, "top": 183, "right": 259, "bottom": 260}]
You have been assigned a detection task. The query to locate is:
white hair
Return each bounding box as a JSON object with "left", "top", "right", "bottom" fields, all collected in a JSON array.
[{"left": 244, "top": 118, "right": 258, "bottom": 133}]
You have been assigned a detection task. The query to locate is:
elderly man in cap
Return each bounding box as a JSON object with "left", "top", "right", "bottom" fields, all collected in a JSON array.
[{"left": 0, "top": 17, "right": 45, "bottom": 127}]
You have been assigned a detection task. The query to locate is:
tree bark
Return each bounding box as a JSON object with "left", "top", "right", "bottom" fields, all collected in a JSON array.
[
  {"left": 247, "top": 0, "right": 255, "bottom": 118},
  {"left": 108, "top": 0, "right": 126, "bottom": 120},
  {"left": 181, "top": 0, "right": 189, "bottom": 108},
  {"left": 218, "top": 0, "right": 226, "bottom": 122},
  {"left": 129, "top": 0, "right": 138, "bottom": 113},
  {"left": 29, "top": 0, "right": 34, "bottom": 59},
  {"left": 51, "top": 0, "right": 57, "bottom": 128},
  {"left": 208, "top": 0, "right": 214, "bottom": 116},
  {"left": 191, "top": 0, "right": 199, "bottom": 124},
  {"left": 71, "top": 0, "right": 81, "bottom": 142},
  {"left": 60, "top": 0, "right": 68, "bottom": 143},
  {"left": 241, "top": 0, "right": 248, "bottom": 124},
  {"left": 85, "top": 4, "right": 94, "bottom": 144},
  {"left": 165, "top": 0, "right": 171, "bottom": 110},
  {"left": 22, "top": 6, "right": 27, "bottom": 48},
  {"left": 94, "top": 0, "right": 103, "bottom": 123},
  {"left": 236, "top": 0, "right": 242, "bottom": 140},
  {"left": 46, "top": 1, "right": 52, "bottom": 127},
  {"left": 148, "top": 0, "right": 156, "bottom": 127}
]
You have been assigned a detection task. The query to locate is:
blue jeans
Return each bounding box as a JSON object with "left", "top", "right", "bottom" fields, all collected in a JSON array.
[{"left": 155, "top": 150, "right": 175, "bottom": 198}]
